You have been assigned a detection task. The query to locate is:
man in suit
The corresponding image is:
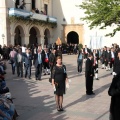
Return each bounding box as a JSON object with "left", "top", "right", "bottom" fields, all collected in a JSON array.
[
  {"left": 15, "top": 48, "right": 24, "bottom": 77},
  {"left": 110, "top": 48, "right": 115, "bottom": 74},
  {"left": 83, "top": 45, "right": 90, "bottom": 60},
  {"left": 113, "top": 49, "right": 120, "bottom": 76},
  {"left": 49, "top": 49, "right": 56, "bottom": 78},
  {"left": 33, "top": 49, "right": 44, "bottom": 80},
  {"left": 85, "top": 53, "right": 95, "bottom": 95},
  {"left": 43, "top": 48, "right": 50, "bottom": 75},
  {"left": 105, "top": 47, "right": 111, "bottom": 71},
  {"left": 23, "top": 49, "right": 33, "bottom": 79},
  {"left": 101, "top": 46, "right": 107, "bottom": 69}
]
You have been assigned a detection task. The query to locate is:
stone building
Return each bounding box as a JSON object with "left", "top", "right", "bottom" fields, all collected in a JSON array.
[
  {"left": 0, "top": 0, "right": 57, "bottom": 47},
  {"left": 0, "top": 0, "right": 120, "bottom": 48}
]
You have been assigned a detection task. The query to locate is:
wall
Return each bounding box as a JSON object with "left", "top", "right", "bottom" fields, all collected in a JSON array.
[
  {"left": 0, "top": 0, "right": 10, "bottom": 46},
  {"left": 52, "top": 0, "right": 120, "bottom": 48}
]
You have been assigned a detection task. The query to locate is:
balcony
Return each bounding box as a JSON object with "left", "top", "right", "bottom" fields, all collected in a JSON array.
[
  {"left": 9, "top": 8, "right": 31, "bottom": 17},
  {"left": 9, "top": 8, "right": 57, "bottom": 26}
]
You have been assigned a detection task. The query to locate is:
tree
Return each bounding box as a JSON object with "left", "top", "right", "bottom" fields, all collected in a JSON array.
[{"left": 79, "top": 0, "right": 120, "bottom": 37}]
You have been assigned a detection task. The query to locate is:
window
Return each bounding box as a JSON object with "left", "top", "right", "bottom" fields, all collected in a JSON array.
[
  {"left": 32, "top": 0, "right": 36, "bottom": 9},
  {"left": 44, "top": 4, "right": 48, "bottom": 15},
  {"left": 15, "top": 0, "right": 20, "bottom": 8}
]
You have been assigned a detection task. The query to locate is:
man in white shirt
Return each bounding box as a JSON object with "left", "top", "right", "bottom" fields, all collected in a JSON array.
[
  {"left": 15, "top": 48, "right": 23, "bottom": 77},
  {"left": 21, "top": 44, "right": 26, "bottom": 54}
]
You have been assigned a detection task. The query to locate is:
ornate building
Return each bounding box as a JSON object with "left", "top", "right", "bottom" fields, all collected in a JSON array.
[
  {"left": 0, "top": 0, "right": 57, "bottom": 47},
  {"left": 0, "top": 0, "right": 120, "bottom": 47}
]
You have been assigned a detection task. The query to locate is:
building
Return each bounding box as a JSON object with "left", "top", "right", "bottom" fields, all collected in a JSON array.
[
  {"left": 0, "top": 0, "right": 120, "bottom": 48},
  {"left": 0, "top": 0, "right": 57, "bottom": 47},
  {"left": 52, "top": 0, "right": 120, "bottom": 48}
]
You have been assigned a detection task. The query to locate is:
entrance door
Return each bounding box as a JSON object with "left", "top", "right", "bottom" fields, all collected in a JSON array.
[
  {"left": 67, "top": 31, "right": 79, "bottom": 44},
  {"left": 29, "top": 27, "right": 37, "bottom": 45}
]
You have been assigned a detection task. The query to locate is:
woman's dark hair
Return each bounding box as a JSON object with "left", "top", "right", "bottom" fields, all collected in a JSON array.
[{"left": 56, "top": 56, "right": 62, "bottom": 61}]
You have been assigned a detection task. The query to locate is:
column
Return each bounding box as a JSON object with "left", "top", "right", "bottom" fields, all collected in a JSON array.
[
  {"left": 24, "top": 34, "right": 30, "bottom": 45},
  {"left": 36, "top": 35, "right": 41, "bottom": 44},
  {"left": 40, "top": 35, "right": 45, "bottom": 49},
  {"left": 11, "top": 33, "right": 15, "bottom": 45},
  {"left": 20, "top": 34, "right": 25, "bottom": 45}
]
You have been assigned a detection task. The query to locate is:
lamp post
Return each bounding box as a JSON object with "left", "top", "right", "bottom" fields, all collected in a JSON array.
[{"left": 2, "top": 34, "right": 5, "bottom": 46}]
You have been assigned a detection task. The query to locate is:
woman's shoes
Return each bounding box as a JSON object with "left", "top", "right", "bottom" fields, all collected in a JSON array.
[
  {"left": 60, "top": 108, "right": 64, "bottom": 111},
  {"left": 57, "top": 107, "right": 61, "bottom": 111},
  {"left": 57, "top": 107, "right": 64, "bottom": 112}
]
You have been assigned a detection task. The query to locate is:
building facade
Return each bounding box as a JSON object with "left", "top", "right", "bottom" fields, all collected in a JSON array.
[
  {"left": 52, "top": 0, "right": 120, "bottom": 48},
  {"left": 0, "top": 0, "right": 120, "bottom": 48},
  {"left": 0, "top": 0, "right": 57, "bottom": 47}
]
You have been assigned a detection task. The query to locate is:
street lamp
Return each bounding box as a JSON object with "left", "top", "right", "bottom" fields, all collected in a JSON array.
[{"left": 2, "top": 34, "right": 5, "bottom": 45}]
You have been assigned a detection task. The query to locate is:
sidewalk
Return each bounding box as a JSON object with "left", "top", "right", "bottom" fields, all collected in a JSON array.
[{"left": 5, "top": 54, "right": 112, "bottom": 120}]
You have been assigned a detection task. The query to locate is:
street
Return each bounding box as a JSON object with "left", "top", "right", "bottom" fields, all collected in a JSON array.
[{"left": 5, "top": 54, "right": 111, "bottom": 120}]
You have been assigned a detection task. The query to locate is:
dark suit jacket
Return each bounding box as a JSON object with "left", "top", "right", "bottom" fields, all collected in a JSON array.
[
  {"left": 108, "top": 74, "right": 120, "bottom": 119},
  {"left": 23, "top": 54, "right": 33, "bottom": 66},
  {"left": 49, "top": 53, "right": 56, "bottom": 66},
  {"left": 106, "top": 51, "right": 111, "bottom": 62},
  {"left": 83, "top": 48, "right": 90, "bottom": 54},
  {"left": 14, "top": 53, "right": 24, "bottom": 65},
  {"left": 85, "top": 58, "right": 94, "bottom": 77},
  {"left": 113, "top": 57, "right": 120, "bottom": 74},
  {"left": 44, "top": 53, "right": 50, "bottom": 61},
  {"left": 33, "top": 53, "right": 44, "bottom": 68}
]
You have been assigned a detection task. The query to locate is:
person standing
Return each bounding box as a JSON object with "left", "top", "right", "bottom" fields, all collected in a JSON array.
[
  {"left": 33, "top": 49, "right": 44, "bottom": 80},
  {"left": 113, "top": 50, "right": 120, "bottom": 76},
  {"left": 93, "top": 49, "right": 99, "bottom": 80},
  {"left": 43, "top": 48, "right": 50, "bottom": 75},
  {"left": 15, "top": 48, "right": 24, "bottom": 77},
  {"left": 52, "top": 56, "right": 68, "bottom": 111},
  {"left": 9, "top": 48, "right": 17, "bottom": 74},
  {"left": 106, "top": 47, "right": 111, "bottom": 71},
  {"left": 77, "top": 50, "right": 83, "bottom": 73},
  {"left": 101, "top": 47, "right": 107, "bottom": 69},
  {"left": 108, "top": 74, "right": 120, "bottom": 120},
  {"left": 83, "top": 45, "right": 90, "bottom": 61},
  {"left": 49, "top": 49, "right": 56, "bottom": 82},
  {"left": 85, "top": 53, "right": 95, "bottom": 95},
  {"left": 110, "top": 48, "right": 115, "bottom": 74},
  {"left": 23, "top": 49, "right": 33, "bottom": 79},
  {"left": 21, "top": 44, "right": 26, "bottom": 55}
]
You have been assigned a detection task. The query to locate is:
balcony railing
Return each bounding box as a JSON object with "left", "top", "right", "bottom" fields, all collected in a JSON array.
[{"left": 9, "top": 8, "right": 57, "bottom": 23}]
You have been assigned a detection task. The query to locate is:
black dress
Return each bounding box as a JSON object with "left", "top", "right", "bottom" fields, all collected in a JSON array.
[
  {"left": 108, "top": 74, "right": 120, "bottom": 120},
  {"left": 52, "top": 65, "right": 67, "bottom": 96}
]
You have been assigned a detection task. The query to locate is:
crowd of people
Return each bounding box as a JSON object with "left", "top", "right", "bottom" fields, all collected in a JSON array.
[
  {"left": 0, "top": 42, "right": 120, "bottom": 119},
  {"left": 0, "top": 55, "right": 18, "bottom": 119},
  {"left": 77, "top": 43, "right": 120, "bottom": 119}
]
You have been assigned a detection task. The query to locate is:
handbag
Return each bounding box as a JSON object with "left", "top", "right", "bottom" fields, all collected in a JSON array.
[
  {"left": 45, "top": 58, "right": 49, "bottom": 63},
  {"left": 8, "top": 59, "right": 14, "bottom": 64}
]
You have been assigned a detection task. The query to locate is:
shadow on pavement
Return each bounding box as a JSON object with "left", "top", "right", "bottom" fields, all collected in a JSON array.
[{"left": 64, "top": 82, "right": 110, "bottom": 109}]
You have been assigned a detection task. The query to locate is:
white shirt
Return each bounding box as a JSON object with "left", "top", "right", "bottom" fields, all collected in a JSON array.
[
  {"left": 17, "top": 54, "right": 22, "bottom": 62},
  {"left": 45, "top": 53, "right": 48, "bottom": 59},
  {"left": 22, "top": 46, "right": 26, "bottom": 53},
  {"left": 111, "top": 52, "right": 114, "bottom": 58},
  {"left": 85, "top": 48, "right": 88, "bottom": 53}
]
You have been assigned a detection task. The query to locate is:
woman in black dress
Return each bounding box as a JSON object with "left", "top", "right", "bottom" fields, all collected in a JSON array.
[{"left": 52, "top": 56, "right": 68, "bottom": 111}]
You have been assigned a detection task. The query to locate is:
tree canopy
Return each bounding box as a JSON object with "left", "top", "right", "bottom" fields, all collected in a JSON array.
[{"left": 79, "top": 0, "right": 120, "bottom": 37}]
